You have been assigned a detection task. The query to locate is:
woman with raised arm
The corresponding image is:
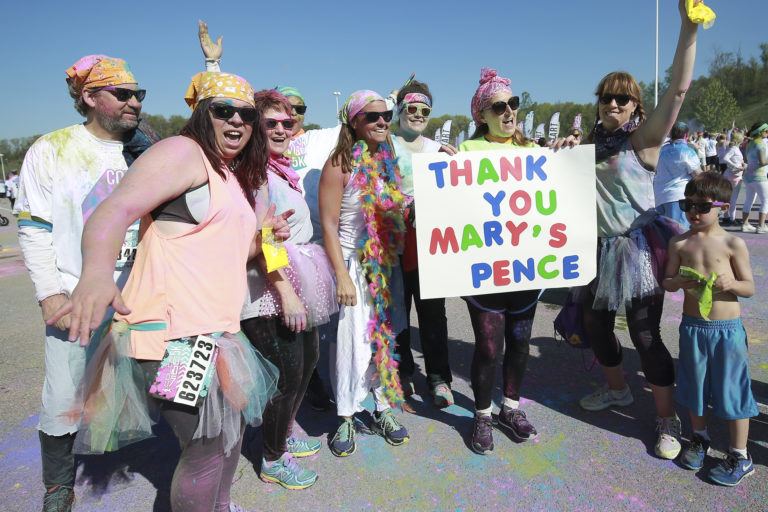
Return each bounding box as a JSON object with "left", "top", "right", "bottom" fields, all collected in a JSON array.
[
  {"left": 50, "top": 72, "right": 288, "bottom": 512},
  {"left": 319, "top": 90, "right": 410, "bottom": 457},
  {"left": 576, "top": 0, "right": 700, "bottom": 462}
]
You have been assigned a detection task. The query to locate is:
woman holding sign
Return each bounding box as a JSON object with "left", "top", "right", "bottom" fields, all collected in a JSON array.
[
  {"left": 319, "top": 90, "right": 410, "bottom": 457},
  {"left": 49, "top": 72, "right": 287, "bottom": 512},
  {"left": 577, "top": 0, "right": 700, "bottom": 462},
  {"left": 457, "top": 68, "right": 542, "bottom": 455}
]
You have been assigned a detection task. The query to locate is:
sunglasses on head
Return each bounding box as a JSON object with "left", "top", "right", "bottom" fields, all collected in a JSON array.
[
  {"left": 208, "top": 103, "right": 258, "bottom": 124},
  {"left": 291, "top": 104, "right": 307, "bottom": 115},
  {"left": 264, "top": 118, "right": 296, "bottom": 130},
  {"left": 489, "top": 96, "right": 520, "bottom": 116},
  {"left": 599, "top": 93, "right": 633, "bottom": 106},
  {"left": 678, "top": 199, "right": 725, "bottom": 214},
  {"left": 404, "top": 105, "right": 431, "bottom": 117},
  {"left": 357, "top": 110, "right": 393, "bottom": 123},
  {"left": 96, "top": 86, "right": 146, "bottom": 103}
]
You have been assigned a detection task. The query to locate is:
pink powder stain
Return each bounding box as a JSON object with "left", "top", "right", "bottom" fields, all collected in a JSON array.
[{"left": 0, "top": 259, "right": 26, "bottom": 278}]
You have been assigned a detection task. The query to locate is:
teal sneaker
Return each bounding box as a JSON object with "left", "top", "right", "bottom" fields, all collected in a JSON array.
[
  {"left": 329, "top": 417, "right": 356, "bottom": 457},
  {"left": 259, "top": 454, "right": 318, "bottom": 490},
  {"left": 287, "top": 436, "right": 321, "bottom": 458},
  {"left": 708, "top": 452, "right": 754, "bottom": 487},
  {"left": 42, "top": 485, "right": 75, "bottom": 512},
  {"left": 372, "top": 409, "right": 410, "bottom": 446}
]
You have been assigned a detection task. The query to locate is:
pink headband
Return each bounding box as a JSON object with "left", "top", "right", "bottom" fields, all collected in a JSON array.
[
  {"left": 470, "top": 67, "right": 513, "bottom": 125},
  {"left": 400, "top": 93, "right": 431, "bottom": 108},
  {"left": 339, "top": 90, "right": 385, "bottom": 125}
]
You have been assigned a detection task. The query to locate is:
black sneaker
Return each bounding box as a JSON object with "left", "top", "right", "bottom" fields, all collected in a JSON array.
[
  {"left": 372, "top": 409, "right": 409, "bottom": 446},
  {"left": 43, "top": 485, "right": 75, "bottom": 512},
  {"left": 471, "top": 415, "right": 494, "bottom": 454},
  {"left": 329, "top": 417, "right": 356, "bottom": 457},
  {"left": 497, "top": 408, "right": 538, "bottom": 441}
]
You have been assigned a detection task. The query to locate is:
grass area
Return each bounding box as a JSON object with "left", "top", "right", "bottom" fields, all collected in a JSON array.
[{"left": 737, "top": 96, "right": 768, "bottom": 128}]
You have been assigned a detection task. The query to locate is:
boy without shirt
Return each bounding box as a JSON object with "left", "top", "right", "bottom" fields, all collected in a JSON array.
[{"left": 663, "top": 172, "right": 758, "bottom": 486}]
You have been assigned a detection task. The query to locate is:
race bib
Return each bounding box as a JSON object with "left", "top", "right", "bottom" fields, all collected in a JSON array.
[
  {"left": 149, "top": 335, "right": 218, "bottom": 407},
  {"left": 116, "top": 222, "right": 139, "bottom": 269}
]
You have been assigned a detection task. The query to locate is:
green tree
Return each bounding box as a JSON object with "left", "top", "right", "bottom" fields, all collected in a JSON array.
[{"left": 691, "top": 79, "right": 741, "bottom": 131}]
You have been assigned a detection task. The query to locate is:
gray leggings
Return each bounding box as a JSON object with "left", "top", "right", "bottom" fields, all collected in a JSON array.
[{"left": 140, "top": 361, "right": 243, "bottom": 512}]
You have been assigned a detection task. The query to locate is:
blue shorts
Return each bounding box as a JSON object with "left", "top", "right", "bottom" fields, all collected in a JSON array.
[{"left": 675, "top": 315, "right": 758, "bottom": 420}]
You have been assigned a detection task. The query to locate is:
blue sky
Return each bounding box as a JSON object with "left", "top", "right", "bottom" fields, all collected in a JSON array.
[{"left": 2, "top": 1, "right": 765, "bottom": 140}]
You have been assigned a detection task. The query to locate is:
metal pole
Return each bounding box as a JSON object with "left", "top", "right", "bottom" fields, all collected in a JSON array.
[
  {"left": 654, "top": 0, "right": 659, "bottom": 107},
  {"left": 0, "top": 154, "right": 6, "bottom": 182},
  {"left": 333, "top": 92, "right": 341, "bottom": 125}
]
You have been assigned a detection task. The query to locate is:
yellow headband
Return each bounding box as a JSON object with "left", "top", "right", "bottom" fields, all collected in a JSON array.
[
  {"left": 184, "top": 71, "right": 255, "bottom": 110},
  {"left": 65, "top": 55, "right": 137, "bottom": 94}
]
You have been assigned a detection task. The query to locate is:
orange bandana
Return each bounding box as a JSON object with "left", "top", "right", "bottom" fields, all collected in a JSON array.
[
  {"left": 65, "top": 55, "right": 137, "bottom": 94},
  {"left": 184, "top": 72, "right": 255, "bottom": 110}
]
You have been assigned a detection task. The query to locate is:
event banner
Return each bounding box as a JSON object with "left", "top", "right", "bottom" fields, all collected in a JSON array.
[{"left": 411, "top": 145, "right": 597, "bottom": 299}]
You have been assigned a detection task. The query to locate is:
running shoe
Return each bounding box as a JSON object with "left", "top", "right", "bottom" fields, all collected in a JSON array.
[
  {"left": 259, "top": 454, "right": 318, "bottom": 490},
  {"left": 741, "top": 222, "right": 757, "bottom": 233},
  {"left": 708, "top": 452, "right": 754, "bottom": 486},
  {"left": 471, "top": 414, "right": 494, "bottom": 454},
  {"left": 579, "top": 385, "right": 634, "bottom": 411},
  {"left": 497, "top": 408, "right": 538, "bottom": 441},
  {"left": 756, "top": 225, "right": 768, "bottom": 234},
  {"left": 372, "top": 409, "right": 410, "bottom": 446},
  {"left": 329, "top": 417, "right": 356, "bottom": 457},
  {"left": 679, "top": 433, "right": 710, "bottom": 470},
  {"left": 431, "top": 383, "right": 455, "bottom": 408},
  {"left": 42, "top": 485, "right": 74, "bottom": 512},
  {"left": 286, "top": 436, "right": 321, "bottom": 458},
  {"left": 654, "top": 415, "right": 682, "bottom": 460}
]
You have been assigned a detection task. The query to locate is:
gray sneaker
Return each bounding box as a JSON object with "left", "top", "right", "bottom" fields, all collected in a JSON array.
[
  {"left": 42, "top": 485, "right": 74, "bottom": 512},
  {"left": 654, "top": 415, "right": 682, "bottom": 460},
  {"left": 579, "top": 385, "right": 634, "bottom": 411}
]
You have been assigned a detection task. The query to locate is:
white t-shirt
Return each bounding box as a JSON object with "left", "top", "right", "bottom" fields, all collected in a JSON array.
[
  {"left": 653, "top": 139, "right": 701, "bottom": 206},
  {"left": 705, "top": 138, "right": 717, "bottom": 157},
  {"left": 16, "top": 124, "right": 136, "bottom": 299},
  {"left": 286, "top": 125, "right": 342, "bottom": 243}
]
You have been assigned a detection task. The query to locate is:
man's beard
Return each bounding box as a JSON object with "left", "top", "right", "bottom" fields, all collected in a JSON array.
[{"left": 95, "top": 106, "right": 140, "bottom": 135}]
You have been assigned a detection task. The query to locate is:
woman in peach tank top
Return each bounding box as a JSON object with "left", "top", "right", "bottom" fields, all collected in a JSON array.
[{"left": 50, "top": 72, "right": 290, "bottom": 512}]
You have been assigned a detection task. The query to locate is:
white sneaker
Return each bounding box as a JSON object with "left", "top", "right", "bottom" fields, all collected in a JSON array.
[
  {"left": 756, "top": 225, "right": 768, "bottom": 234},
  {"left": 741, "top": 223, "right": 757, "bottom": 233},
  {"left": 655, "top": 415, "right": 682, "bottom": 459},
  {"left": 579, "top": 385, "right": 634, "bottom": 411}
]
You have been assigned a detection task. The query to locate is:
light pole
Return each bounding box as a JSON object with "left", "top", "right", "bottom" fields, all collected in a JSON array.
[
  {"left": 654, "top": 0, "right": 659, "bottom": 107},
  {"left": 333, "top": 91, "right": 341, "bottom": 125},
  {"left": 0, "top": 153, "right": 5, "bottom": 182}
]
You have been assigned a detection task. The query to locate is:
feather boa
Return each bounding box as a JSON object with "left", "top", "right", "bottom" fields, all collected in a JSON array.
[{"left": 351, "top": 140, "right": 406, "bottom": 406}]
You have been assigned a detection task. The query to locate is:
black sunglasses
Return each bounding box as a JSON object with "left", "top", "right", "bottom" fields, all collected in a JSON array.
[
  {"left": 97, "top": 87, "right": 146, "bottom": 103},
  {"left": 291, "top": 104, "right": 307, "bottom": 115},
  {"left": 265, "top": 118, "right": 296, "bottom": 130},
  {"left": 209, "top": 103, "right": 258, "bottom": 124},
  {"left": 678, "top": 199, "right": 725, "bottom": 214},
  {"left": 599, "top": 94, "right": 633, "bottom": 106},
  {"left": 489, "top": 96, "right": 520, "bottom": 116},
  {"left": 357, "top": 110, "right": 393, "bottom": 123}
]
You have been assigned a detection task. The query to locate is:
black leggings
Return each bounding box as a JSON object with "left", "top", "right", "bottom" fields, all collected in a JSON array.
[
  {"left": 467, "top": 290, "right": 539, "bottom": 410},
  {"left": 241, "top": 317, "right": 319, "bottom": 461},
  {"left": 140, "top": 361, "right": 242, "bottom": 512},
  {"left": 396, "top": 268, "right": 452, "bottom": 386},
  {"left": 582, "top": 286, "right": 674, "bottom": 387}
]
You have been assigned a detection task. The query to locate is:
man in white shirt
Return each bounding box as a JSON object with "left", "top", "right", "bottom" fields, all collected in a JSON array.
[
  {"left": 704, "top": 132, "right": 718, "bottom": 171},
  {"left": 654, "top": 122, "right": 702, "bottom": 228},
  {"left": 15, "top": 55, "right": 155, "bottom": 512}
]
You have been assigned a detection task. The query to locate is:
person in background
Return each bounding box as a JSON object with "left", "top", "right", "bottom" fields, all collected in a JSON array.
[
  {"left": 653, "top": 121, "right": 701, "bottom": 228},
  {"left": 740, "top": 121, "right": 768, "bottom": 233},
  {"left": 721, "top": 132, "right": 747, "bottom": 226}
]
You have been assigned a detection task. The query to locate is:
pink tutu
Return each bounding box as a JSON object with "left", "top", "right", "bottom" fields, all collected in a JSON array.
[{"left": 251, "top": 242, "right": 338, "bottom": 328}]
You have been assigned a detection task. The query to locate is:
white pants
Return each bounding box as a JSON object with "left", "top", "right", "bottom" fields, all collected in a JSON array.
[
  {"left": 39, "top": 326, "right": 85, "bottom": 436},
  {"left": 727, "top": 179, "right": 742, "bottom": 221},
  {"left": 743, "top": 181, "right": 768, "bottom": 216}
]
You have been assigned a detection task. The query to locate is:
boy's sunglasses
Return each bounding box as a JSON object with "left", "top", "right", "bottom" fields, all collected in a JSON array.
[
  {"left": 489, "top": 96, "right": 520, "bottom": 116},
  {"left": 264, "top": 118, "right": 296, "bottom": 130},
  {"left": 209, "top": 103, "right": 258, "bottom": 124},
  {"left": 404, "top": 105, "right": 431, "bottom": 117},
  {"left": 96, "top": 86, "right": 146, "bottom": 103},
  {"left": 678, "top": 199, "right": 725, "bottom": 214},
  {"left": 598, "top": 94, "right": 633, "bottom": 106},
  {"left": 291, "top": 104, "right": 308, "bottom": 115},
  {"left": 357, "top": 110, "right": 393, "bottom": 123}
]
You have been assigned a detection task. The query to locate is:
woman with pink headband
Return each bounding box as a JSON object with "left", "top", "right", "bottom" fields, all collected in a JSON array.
[
  {"left": 390, "top": 79, "right": 457, "bottom": 411},
  {"left": 319, "top": 90, "right": 410, "bottom": 457},
  {"left": 457, "top": 68, "right": 566, "bottom": 454}
]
